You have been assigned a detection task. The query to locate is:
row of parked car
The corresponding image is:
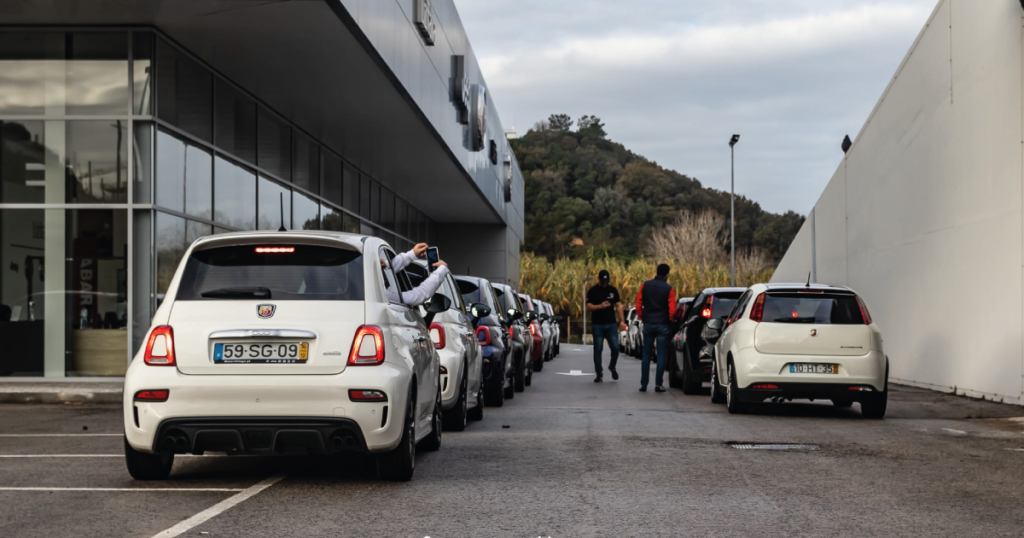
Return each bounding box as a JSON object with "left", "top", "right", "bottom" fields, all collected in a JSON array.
[
  {"left": 122, "top": 231, "right": 561, "bottom": 483},
  {"left": 621, "top": 284, "right": 888, "bottom": 418}
]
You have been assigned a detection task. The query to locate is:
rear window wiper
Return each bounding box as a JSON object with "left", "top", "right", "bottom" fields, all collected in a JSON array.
[{"left": 200, "top": 287, "right": 272, "bottom": 299}]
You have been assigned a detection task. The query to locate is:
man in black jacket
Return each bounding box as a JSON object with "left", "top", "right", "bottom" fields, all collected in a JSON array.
[{"left": 634, "top": 264, "right": 677, "bottom": 392}]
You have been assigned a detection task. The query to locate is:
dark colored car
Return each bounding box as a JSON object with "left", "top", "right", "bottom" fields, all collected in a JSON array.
[
  {"left": 454, "top": 275, "right": 514, "bottom": 406},
  {"left": 669, "top": 287, "right": 746, "bottom": 394},
  {"left": 492, "top": 283, "right": 533, "bottom": 392},
  {"left": 517, "top": 293, "right": 544, "bottom": 372}
]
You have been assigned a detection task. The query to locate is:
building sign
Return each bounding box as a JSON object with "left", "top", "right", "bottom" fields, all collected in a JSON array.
[
  {"left": 471, "top": 84, "right": 487, "bottom": 152},
  {"left": 452, "top": 55, "right": 470, "bottom": 125},
  {"left": 415, "top": 0, "right": 437, "bottom": 46}
]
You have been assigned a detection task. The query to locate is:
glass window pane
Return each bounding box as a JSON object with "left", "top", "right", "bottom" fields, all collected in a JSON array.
[
  {"left": 132, "top": 209, "right": 152, "bottom": 357},
  {"left": 187, "top": 220, "right": 212, "bottom": 246},
  {"left": 214, "top": 156, "right": 256, "bottom": 230},
  {"left": 0, "top": 121, "right": 45, "bottom": 204},
  {"left": 214, "top": 80, "right": 256, "bottom": 164},
  {"left": 381, "top": 189, "right": 395, "bottom": 232},
  {"left": 395, "top": 198, "right": 407, "bottom": 240},
  {"left": 360, "top": 175, "right": 371, "bottom": 219},
  {"left": 257, "top": 176, "right": 291, "bottom": 231},
  {"left": 133, "top": 121, "right": 153, "bottom": 203},
  {"left": 370, "top": 181, "right": 380, "bottom": 224},
  {"left": 156, "top": 38, "right": 212, "bottom": 142},
  {"left": 343, "top": 163, "right": 359, "bottom": 214},
  {"left": 0, "top": 208, "right": 46, "bottom": 376},
  {"left": 156, "top": 128, "right": 211, "bottom": 215},
  {"left": 183, "top": 145, "right": 212, "bottom": 220},
  {"left": 294, "top": 191, "right": 320, "bottom": 230},
  {"left": 322, "top": 151, "right": 341, "bottom": 207},
  {"left": 344, "top": 212, "right": 361, "bottom": 234},
  {"left": 293, "top": 134, "right": 319, "bottom": 194},
  {"left": 156, "top": 211, "right": 186, "bottom": 298},
  {"left": 133, "top": 32, "right": 153, "bottom": 115},
  {"left": 258, "top": 108, "right": 291, "bottom": 181},
  {"left": 320, "top": 204, "right": 343, "bottom": 232},
  {"left": 66, "top": 121, "right": 128, "bottom": 204}
]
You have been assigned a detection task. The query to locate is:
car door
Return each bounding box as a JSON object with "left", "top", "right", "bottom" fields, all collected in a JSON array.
[
  {"left": 381, "top": 247, "right": 433, "bottom": 425},
  {"left": 717, "top": 290, "right": 752, "bottom": 362},
  {"left": 443, "top": 273, "right": 479, "bottom": 393}
]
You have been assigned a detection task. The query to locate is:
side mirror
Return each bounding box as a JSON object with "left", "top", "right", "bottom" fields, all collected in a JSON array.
[
  {"left": 507, "top": 309, "right": 523, "bottom": 322},
  {"left": 539, "top": 313, "right": 550, "bottom": 322},
  {"left": 528, "top": 311, "right": 538, "bottom": 322},
  {"left": 703, "top": 318, "right": 724, "bottom": 342},
  {"left": 470, "top": 302, "right": 491, "bottom": 319},
  {"left": 554, "top": 315, "right": 564, "bottom": 322},
  {"left": 425, "top": 293, "right": 451, "bottom": 314}
]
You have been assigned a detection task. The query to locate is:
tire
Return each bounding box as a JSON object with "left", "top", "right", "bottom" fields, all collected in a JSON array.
[
  {"left": 533, "top": 354, "right": 544, "bottom": 372},
  {"left": 681, "top": 351, "right": 701, "bottom": 395},
  {"left": 514, "top": 354, "right": 526, "bottom": 392},
  {"left": 710, "top": 361, "right": 726, "bottom": 404},
  {"left": 418, "top": 384, "right": 443, "bottom": 451},
  {"left": 468, "top": 371, "right": 484, "bottom": 421},
  {"left": 377, "top": 390, "right": 416, "bottom": 481},
  {"left": 861, "top": 362, "right": 889, "bottom": 419},
  {"left": 124, "top": 437, "right": 173, "bottom": 480},
  {"left": 485, "top": 359, "right": 505, "bottom": 407},
  {"left": 831, "top": 398, "right": 854, "bottom": 408},
  {"left": 504, "top": 367, "right": 515, "bottom": 399},
  {"left": 668, "top": 351, "right": 683, "bottom": 389},
  {"left": 524, "top": 354, "right": 533, "bottom": 387},
  {"left": 726, "top": 361, "right": 749, "bottom": 414},
  {"left": 442, "top": 369, "right": 468, "bottom": 432}
]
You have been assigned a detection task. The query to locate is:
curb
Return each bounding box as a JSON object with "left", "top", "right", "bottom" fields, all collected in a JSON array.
[{"left": 0, "top": 388, "right": 122, "bottom": 405}]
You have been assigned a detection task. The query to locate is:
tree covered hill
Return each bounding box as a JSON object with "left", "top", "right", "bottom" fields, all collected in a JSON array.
[{"left": 510, "top": 114, "right": 804, "bottom": 262}]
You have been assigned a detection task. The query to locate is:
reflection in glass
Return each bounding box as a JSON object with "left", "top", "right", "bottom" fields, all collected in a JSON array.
[
  {"left": 322, "top": 151, "right": 342, "bottom": 207},
  {"left": 360, "top": 176, "right": 371, "bottom": 219},
  {"left": 214, "top": 157, "right": 256, "bottom": 230},
  {"left": 214, "top": 80, "right": 256, "bottom": 164},
  {"left": 381, "top": 189, "right": 395, "bottom": 231},
  {"left": 0, "top": 208, "right": 46, "bottom": 376},
  {"left": 258, "top": 109, "right": 291, "bottom": 181},
  {"left": 343, "top": 163, "right": 359, "bottom": 214},
  {"left": 156, "top": 129, "right": 212, "bottom": 217},
  {"left": 321, "top": 204, "right": 343, "bottom": 232},
  {"left": 157, "top": 38, "right": 213, "bottom": 142},
  {"left": 66, "top": 121, "right": 128, "bottom": 203},
  {"left": 344, "top": 213, "right": 361, "bottom": 234},
  {"left": 0, "top": 121, "right": 45, "bottom": 204},
  {"left": 370, "top": 182, "right": 380, "bottom": 223},
  {"left": 293, "top": 134, "right": 319, "bottom": 194},
  {"left": 395, "top": 199, "right": 408, "bottom": 239},
  {"left": 133, "top": 121, "right": 153, "bottom": 203},
  {"left": 133, "top": 32, "right": 153, "bottom": 115},
  {"left": 257, "top": 176, "right": 291, "bottom": 231},
  {"left": 0, "top": 32, "right": 129, "bottom": 116},
  {"left": 294, "top": 191, "right": 320, "bottom": 230},
  {"left": 156, "top": 211, "right": 186, "bottom": 297}
]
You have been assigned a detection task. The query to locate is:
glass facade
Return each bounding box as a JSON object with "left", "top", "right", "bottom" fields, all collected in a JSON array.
[{"left": 0, "top": 29, "right": 432, "bottom": 377}]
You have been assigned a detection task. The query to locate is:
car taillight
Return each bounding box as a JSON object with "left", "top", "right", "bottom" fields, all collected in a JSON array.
[
  {"left": 855, "top": 295, "right": 873, "bottom": 325},
  {"left": 702, "top": 296, "right": 714, "bottom": 318},
  {"left": 255, "top": 246, "right": 295, "bottom": 253},
  {"left": 508, "top": 327, "right": 514, "bottom": 340},
  {"left": 144, "top": 326, "right": 175, "bottom": 366},
  {"left": 529, "top": 323, "right": 536, "bottom": 335},
  {"left": 348, "top": 325, "right": 385, "bottom": 366},
  {"left": 429, "top": 322, "right": 445, "bottom": 349},
  {"left": 751, "top": 384, "right": 779, "bottom": 390},
  {"left": 749, "top": 293, "right": 766, "bottom": 322},
  {"left": 476, "top": 326, "right": 491, "bottom": 345},
  {"left": 349, "top": 389, "right": 388, "bottom": 402},
  {"left": 134, "top": 389, "right": 169, "bottom": 401}
]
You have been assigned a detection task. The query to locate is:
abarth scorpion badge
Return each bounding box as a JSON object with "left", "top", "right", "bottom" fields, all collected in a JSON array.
[
  {"left": 257, "top": 304, "right": 276, "bottom": 319},
  {"left": 810, "top": 329, "right": 817, "bottom": 337}
]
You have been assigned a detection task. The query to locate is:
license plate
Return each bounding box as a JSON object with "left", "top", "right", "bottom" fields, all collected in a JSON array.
[
  {"left": 214, "top": 342, "right": 309, "bottom": 364},
  {"left": 789, "top": 363, "right": 838, "bottom": 374}
]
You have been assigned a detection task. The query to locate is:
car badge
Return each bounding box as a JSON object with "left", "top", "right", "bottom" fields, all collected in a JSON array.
[
  {"left": 257, "top": 304, "right": 276, "bottom": 319},
  {"left": 810, "top": 329, "right": 817, "bottom": 337}
]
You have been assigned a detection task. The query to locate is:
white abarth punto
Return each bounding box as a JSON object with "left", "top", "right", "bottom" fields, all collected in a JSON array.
[
  {"left": 123, "top": 231, "right": 444, "bottom": 481},
  {"left": 709, "top": 283, "right": 888, "bottom": 418}
]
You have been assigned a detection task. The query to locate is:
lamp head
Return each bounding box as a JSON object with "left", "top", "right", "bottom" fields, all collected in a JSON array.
[{"left": 729, "top": 134, "right": 740, "bottom": 147}]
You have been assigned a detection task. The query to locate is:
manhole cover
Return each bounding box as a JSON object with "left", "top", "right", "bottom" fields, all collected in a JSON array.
[{"left": 730, "top": 444, "right": 820, "bottom": 451}]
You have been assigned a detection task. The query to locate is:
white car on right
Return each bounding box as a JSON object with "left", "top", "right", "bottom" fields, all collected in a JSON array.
[{"left": 709, "top": 283, "right": 888, "bottom": 418}]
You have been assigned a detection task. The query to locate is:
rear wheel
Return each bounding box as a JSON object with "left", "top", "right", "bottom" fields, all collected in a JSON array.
[
  {"left": 726, "top": 362, "right": 749, "bottom": 414},
  {"left": 681, "top": 351, "right": 701, "bottom": 395},
  {"left": 668, "top": 350, "right": 683, "bottom": 389},
  {"left": 418, "top": 384, "right": 443, "bottom": 451},
  {"left": 533, "top": 353, "right": 544, "bottom": 371},
  {"left": 504, "top": 367, "right": 515, "bottom": 399},
  {"left": 514, "top": 354, "right": 526, "bottom": 392},
  {"left": 710, "top": 361, "right": 726, "bottom": 404},
  {"left": 124, "top": 438, "right": 173, "bottom": 480},
  {"left": 861, "top": 362, "right": 889, "bottom": 419},
  {"left": 442, "top": 369, "right": 468, "bottom": 431},
  {"left": 468, "top": 371, "right": 484, "bottom": 421},
  {"left": 525, "top": 354, "right": 533, "bottom": 387},
  {"left": 377, "top": 391, "right": 416, "bottom": 481}
]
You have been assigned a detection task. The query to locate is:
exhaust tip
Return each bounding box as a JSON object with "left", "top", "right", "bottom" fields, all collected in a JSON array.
[
  {"left": 330, "top": 436, "right": 345, "bottom": 448},
  {"left": 173, "top": 436, "right": 188, "bottom": 450},
  {"left": 161, "top": 436, "right": 176, "bottom": 449},
  {"left": 343, "top": 436, "right": 356, "bottom": 448}
]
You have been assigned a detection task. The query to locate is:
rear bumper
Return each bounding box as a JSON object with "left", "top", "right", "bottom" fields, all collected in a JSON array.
[
  {"left": 153, "top": 416, "right": 368, "bottom": 455},
  {"left": 437, "top": 348, "right": 462, "bottom": 410},
  {"left": 732, "top": 348, "right": 886, "bottom": 396},
  {"left": 734, "top": 383, "right": 882, "bottom": 404}
]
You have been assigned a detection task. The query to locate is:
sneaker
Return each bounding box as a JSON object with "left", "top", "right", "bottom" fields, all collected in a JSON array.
[
  {"left": 655, "top": 386, "right": 666, "bottom": 393},
  {"left": 639, "top": 387, "right": 647, "bottom": 392},
  {"left": 594, "top": 375, "right": 603, "bottom": 383},
  {"left": 609, "top": 368, "right": 619, "bottom": 381}
]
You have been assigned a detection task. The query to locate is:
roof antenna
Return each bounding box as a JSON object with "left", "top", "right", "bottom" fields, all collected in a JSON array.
[
  {"left": 278, "top": 193, "right": 287, "bottom": 232},
  {"left": 806, "top": 272, "right": 812, "bottom": 288}
]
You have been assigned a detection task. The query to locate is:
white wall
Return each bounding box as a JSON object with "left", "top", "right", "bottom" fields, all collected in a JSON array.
[{"left": 772, "top": 0, "right": 1024, "bottom": 405}]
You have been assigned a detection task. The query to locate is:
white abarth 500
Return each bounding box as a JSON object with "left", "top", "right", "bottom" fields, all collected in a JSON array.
[
  {"left": 710, "top": 283, "right": 888, "bottom": 418},
  {"left": 123, "top": 231, "right": 444, "bottom": 481}
]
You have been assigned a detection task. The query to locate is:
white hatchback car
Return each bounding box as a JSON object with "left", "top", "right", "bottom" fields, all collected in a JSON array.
[
  {"left": 123, "top": 231, "right": 444, "bottom": 481},
  {"left": 709, "top": 283, "right": 888, "bottom": 418}
]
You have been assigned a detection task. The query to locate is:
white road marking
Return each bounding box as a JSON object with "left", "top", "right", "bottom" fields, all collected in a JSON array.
[
  {"left": 0, "top": 434, "right": 122, "bottom": 437},
  {"left": 941, "top": 428, "right": 968, "bottom": 436},
  {"left": 150, "top": 473, "right": 288, "bottom": 538},
  {"left": 0, "top": 487, "right": 243, "bottom": 492},
  {"left": 557, "top": 370, "right": 593, "bottom": 376},
  {"left": 0, "top": 454, "right": 120, "bottom": 458}
]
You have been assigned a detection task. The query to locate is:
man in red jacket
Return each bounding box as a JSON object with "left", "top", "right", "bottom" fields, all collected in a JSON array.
[{"left": 635, "top": 264, "right": 677, "bottom": 392}]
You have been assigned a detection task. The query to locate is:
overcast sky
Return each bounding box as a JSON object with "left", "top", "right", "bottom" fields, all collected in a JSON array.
[{"left": 454, "top": 0, "right": 937, "bottom": 215}]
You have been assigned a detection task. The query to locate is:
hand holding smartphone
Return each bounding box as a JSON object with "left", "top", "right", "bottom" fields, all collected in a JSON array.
[{"left": 426, "top": 247, "right": 440, "bottom": 271}]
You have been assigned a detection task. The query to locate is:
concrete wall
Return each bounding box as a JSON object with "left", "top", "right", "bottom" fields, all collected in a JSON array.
[{"left": 772, "top": 0, "right": 1024, "bottom": 405}]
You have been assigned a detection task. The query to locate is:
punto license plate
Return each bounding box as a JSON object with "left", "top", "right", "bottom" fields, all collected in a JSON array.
[
  {"left": 789, "top": 363, "right": 838, "bottom": 374},
  {"left": 214, "top": 342, "right": 309, "bottom": 364}
]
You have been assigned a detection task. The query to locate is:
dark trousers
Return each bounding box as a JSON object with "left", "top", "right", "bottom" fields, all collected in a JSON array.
[
  {"left": 591, "top": 323, "right": 619, "bottom": 376},
  {"left": 641, "top": 323, "right": 672, "bottom": 388}
]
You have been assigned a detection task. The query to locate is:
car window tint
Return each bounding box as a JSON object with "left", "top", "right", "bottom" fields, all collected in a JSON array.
[
  {"left": 711, "top": 292, "right": 742, "bottom": 319},
  {"left": 455, "top": 278, "right": 480, "bottom": 306},
  {"left": 445, "top": 275, "right": 465, "bottom": 313},
  {"left": 379, "top": 248, "right": 402, "bottom": 304},
  {"left": 728, "top": 291, "right": 752, "bottom": 323},
  {"left": 761, "top": 292, "right": 864, "bottom": 324}
]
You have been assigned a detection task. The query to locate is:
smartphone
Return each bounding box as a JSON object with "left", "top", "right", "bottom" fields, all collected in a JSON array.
[{"left": 426, "top": 247, "right": 440, "bottom": 271}]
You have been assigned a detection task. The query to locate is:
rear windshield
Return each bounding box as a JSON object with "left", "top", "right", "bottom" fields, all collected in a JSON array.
[
  {"left": 176, "top": 244, "right": 364, "bottom": 301},
  {"left": 709, "top": 293, "right": 741, "bottom": 319},
  {"left": 456, "top": 279, "right": 480, "bottom": 306},
  {"left": 761, "top": 292, "right": 864, "bottom": 324}
]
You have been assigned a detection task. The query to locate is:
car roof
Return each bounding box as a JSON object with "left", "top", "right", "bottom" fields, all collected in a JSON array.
[
  {"left": 453, "top": 274, "right": 492, "bottom": 286},
  {"left": 699, "top": 287, "right": 748, "bottom": 295},
  {"left": 757, "top": 283, "right": 854, "bottom": 293}
]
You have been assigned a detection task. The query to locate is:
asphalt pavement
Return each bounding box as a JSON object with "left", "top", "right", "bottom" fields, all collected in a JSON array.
[{"left": 2, "top": 344, "right": 1024, "bottom": 537}]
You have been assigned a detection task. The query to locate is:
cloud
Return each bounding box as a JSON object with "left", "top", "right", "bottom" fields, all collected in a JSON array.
[{"left": 456, "top": 0, "right": 937, "bottom": 214}]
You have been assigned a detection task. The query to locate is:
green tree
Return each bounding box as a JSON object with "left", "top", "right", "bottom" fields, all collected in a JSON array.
[{"left": 548, "top": 114, "right": 573, "bottom": 131}]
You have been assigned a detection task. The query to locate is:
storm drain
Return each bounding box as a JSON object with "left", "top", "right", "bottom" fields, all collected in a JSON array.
[{"left": 730, "top": 444, "right": 820, "bottom": 451}]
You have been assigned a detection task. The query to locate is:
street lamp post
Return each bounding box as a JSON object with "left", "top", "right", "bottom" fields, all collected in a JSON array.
[
  {"left": 582, "top": 277, "right": 593, "bottom": 344},
  {"left": 729, "top": 134, "right": 740, "bottom": 287}
]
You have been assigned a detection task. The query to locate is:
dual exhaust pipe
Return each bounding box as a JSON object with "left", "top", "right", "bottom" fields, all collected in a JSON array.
[
  {"left": 330, "top": 434, "right": 357, "bottom": 449},
  {"left": 161, "top": 435, "right": 189, "bottom": 452}
]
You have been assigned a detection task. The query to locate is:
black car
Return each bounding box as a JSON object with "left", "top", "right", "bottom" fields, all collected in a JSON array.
[
  {"left": 492, "top": 283, "right": 533, "bottom": 392},
  {"left": 669, "top": 287, "right": 746, "bottom": 394},
  {"left": 454, "top": 275, "right": 514, "bottom": 406}
]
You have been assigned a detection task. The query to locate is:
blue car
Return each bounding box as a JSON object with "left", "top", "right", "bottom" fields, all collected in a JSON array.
[{"left": 453, "top": 275, "right": 513, "bottom": 406}]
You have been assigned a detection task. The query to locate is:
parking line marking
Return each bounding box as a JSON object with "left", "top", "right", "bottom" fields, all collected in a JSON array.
[
  {"left": 0, "top": 454, "right": 120, "bottom": 458},
  {"left": 150, "top": 473, "right": 287, "bottom": 538},
  {"left": 0, "top": 434, "right": 122, "bottom": 437},
  {"left": 0, "top": 487, "right": 244, "bottom": 492}
]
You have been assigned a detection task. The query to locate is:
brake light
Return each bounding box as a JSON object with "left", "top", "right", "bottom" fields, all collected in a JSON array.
[
  {"left": 429, "top": 322, "right": 445, "bottom": 349},
  {"left": 508, "top": 327, "right": 514, "bottom": 340},
  {"left": 749, "top": 293, "right": 766, "bottom": 322},
  {"left": 255, "top": 246, "right": 295, "bottom": 253},
  {"left": 751, "top": 384, "right": 779, "bottom": 390},
  {"left": 348, "top": 325, "right": 385, "bottom": 366},
  {"left": 349, "top": 389, "right": 388, "bottom": 402},
  {"left": 144, "top": 326, "right": 175, "bottom": 366},
  {"left": 702, "top": 296, "right": 714, "bottom": 318},
  {"left": 134, "top": 390, "right": 169, "bottom": 401},
  {"left": 476, "top": 326, "right": 491, "bottom": 345},
  {"left": 529, "top": 322, "right": 537, "bottom": 336},
  {"left": 855, "top": 295, "right": 873, "bottom": 325}
]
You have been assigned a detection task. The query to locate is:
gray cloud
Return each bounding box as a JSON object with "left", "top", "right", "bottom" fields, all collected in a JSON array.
[{"left": 456, "top": 0, "right": 937, "bottom": 214}]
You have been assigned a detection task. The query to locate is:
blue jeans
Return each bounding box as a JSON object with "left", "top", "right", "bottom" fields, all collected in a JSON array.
[
  {"left": 641, "top": 324, "right": 672, "bottom": 388},
  {"left": 591, "top": 324, "right": 619, "bottom": 376}
]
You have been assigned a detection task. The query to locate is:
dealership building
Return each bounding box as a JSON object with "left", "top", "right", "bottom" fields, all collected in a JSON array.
[
  {"left": 0, "top": 0, "right": 525, "bottom": 378},
  {"left": 772, "top": 0, "right": 1024, "bottom": 405}
]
